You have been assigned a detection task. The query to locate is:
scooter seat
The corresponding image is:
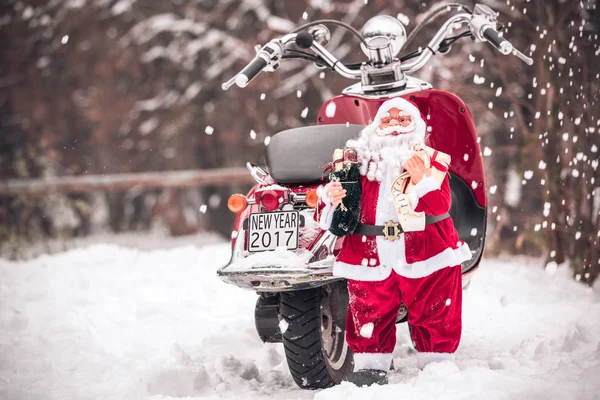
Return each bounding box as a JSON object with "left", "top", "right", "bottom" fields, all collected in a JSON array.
[{"left": 266, "top": 124, "right": 364, "bottom": 183}]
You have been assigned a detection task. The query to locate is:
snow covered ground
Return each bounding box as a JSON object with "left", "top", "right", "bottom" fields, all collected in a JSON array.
[{"left": 1, "top": 243, "right": 599, "bottom": 400}]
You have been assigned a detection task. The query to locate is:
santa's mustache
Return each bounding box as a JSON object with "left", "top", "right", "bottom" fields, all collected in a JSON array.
[{"left": 375, "top": 122, "right": 416, "bottom": 136}]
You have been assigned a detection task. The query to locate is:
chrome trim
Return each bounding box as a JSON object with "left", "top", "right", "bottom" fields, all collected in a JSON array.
[
  {"left": 217, "top": 267, "right": 341, "bottom": 292},
  {"left": 307, "top": 230, "right": 337, "bottom": 263},
  {"left": 310, "top": 42, "right": 362, "bottom": 79},
  {"left": 401, "top": 13, "right": 471, "bottom": 73},
  {"left": 512, "top": 48, "right": 534, "bottom": 65},
  {"left": 280, "top": 33, "right": 298, "bottom": 45},
  {"left": 291, "top": 192, "right": 306, "bottom": 203},
  {"left": 341, "top": 76, "right": 432, "bottom": 99},
  {"left": 308, "top": 25, "right": 331, "bottom": 47},
  {"left": 217, "top": 230, "right": 339, "bottom": 292},
  {"left": 246, "top": 162, "right": 269, "bottom": 185},
  {"left": 360, "top": 61, "right": 407, "bottom": 92}
]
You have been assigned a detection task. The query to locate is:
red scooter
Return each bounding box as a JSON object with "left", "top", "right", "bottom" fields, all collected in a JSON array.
[{"left": 217, "top": 4, "right": 532, "bottom": 390}]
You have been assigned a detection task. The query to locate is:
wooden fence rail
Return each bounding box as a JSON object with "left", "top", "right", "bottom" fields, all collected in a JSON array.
[{"left": 0, "top": 167, "right": 255, "bottom": 196}]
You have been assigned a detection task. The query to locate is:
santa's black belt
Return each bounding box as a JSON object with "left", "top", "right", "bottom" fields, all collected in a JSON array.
[{"left": 353, "top": 213, "right": 451, "bottom": 239}]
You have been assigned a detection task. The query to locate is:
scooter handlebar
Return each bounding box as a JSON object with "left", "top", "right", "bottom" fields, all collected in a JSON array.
[
  {"left": 235, "top": 56, "right": 269, "bottom": 88},
  {"left": 482, "top": 26, "right": 512, "bottom": 55}
]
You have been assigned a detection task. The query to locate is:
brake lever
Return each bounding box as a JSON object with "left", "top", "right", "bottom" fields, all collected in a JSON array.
[
  {"left": 221, "top": 76, "right": 238, "bottom": 91},
  {"left": 512, "top": 47, "right": 534, "bottom": 65}
]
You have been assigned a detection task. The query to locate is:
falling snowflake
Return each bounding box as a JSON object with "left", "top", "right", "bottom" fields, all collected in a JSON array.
[
  {"left": 473, "top": 74, "right": 486, "bottom": 84},
  {"left": 360, "top": 323, "right": 374, "bottom": 338},
  {"left": 396, "top": 13, "right": 410, "bottom": 25},
  {"left": 205, "top": 126, "right": 214, "bottom": 135},
  {"left": 325, "top": 102, "right": 337, "bottom": 118},
  {"left": 543, "top": 202, "right": 551, "bottom": 217}
]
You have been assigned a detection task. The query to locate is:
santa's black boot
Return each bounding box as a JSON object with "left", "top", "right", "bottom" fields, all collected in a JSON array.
[{"left": 346, "top": 369, "right": 389, "bottom": 387}]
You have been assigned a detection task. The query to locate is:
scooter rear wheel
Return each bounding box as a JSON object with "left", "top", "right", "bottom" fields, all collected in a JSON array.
[{"left": 280, "top": 281, "right": 353, "bottom": 389}]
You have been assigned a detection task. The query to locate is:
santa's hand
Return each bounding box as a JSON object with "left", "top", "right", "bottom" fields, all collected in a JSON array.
[
  {"left": 324, "top": 181, "right": 347, "bottom": 207},
  {"left": 403, "top": 154, "right": 431, "bottom": 184}
]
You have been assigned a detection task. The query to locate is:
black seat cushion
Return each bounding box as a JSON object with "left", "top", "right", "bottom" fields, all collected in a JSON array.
[{"left": 266, "top": 124, "right": 364, "bottom": 183}]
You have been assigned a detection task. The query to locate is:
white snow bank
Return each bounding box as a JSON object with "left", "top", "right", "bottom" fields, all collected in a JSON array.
[
  {"left": 0, "top": 230, "right": 225, "bottom": 260},
  {"left": 0, "top": 246, "right": 598, "bottom": 400}
]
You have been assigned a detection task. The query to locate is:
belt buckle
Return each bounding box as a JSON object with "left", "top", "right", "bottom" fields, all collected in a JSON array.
[{"left": 382, "top": 221, "right": 400, "bottom": 241}]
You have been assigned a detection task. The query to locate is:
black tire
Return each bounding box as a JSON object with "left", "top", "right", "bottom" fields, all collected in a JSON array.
[{"left": 280, "top": 282, "right": 353, "bottom": 389}]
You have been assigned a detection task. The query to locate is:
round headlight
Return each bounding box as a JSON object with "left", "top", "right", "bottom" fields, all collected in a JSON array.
[{"left": 360, "top": 15, "right": 407, "bottom": 58}]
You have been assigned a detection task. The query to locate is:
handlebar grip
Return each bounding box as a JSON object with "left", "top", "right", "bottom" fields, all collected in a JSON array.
[
  {"left": 235, "top": 56, "right": 268, "bottom": 87},
  {"left": 482, "top": 27, "right": 513, "bottom": 55}
]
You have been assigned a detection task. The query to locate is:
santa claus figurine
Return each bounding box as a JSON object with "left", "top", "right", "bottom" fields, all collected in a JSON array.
[{"left": 316, "top": 97, "right": 472, "bottom": 386}]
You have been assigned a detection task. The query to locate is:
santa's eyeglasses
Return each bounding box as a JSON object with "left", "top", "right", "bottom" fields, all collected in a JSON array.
[{"left": 381, "top": 116, "right": 411, "bottom": 124}]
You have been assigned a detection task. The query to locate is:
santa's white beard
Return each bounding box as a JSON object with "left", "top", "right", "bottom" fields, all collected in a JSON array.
[{"left": 347, "top": 126, "right": 425, "bottom": 182}]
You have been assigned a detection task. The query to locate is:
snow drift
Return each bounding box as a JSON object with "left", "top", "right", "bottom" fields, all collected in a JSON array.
[{"left": 0, "top": 243, "right": 598, "bottom": 399}]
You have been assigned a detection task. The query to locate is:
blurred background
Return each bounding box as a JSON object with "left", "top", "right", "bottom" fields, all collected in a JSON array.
[{"left": 0, "top": 0, "right": 598, "bottom": 284}]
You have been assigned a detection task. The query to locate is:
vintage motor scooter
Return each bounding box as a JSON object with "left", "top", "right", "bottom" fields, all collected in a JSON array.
[{"left": 217, "top": 4, "right": 532, "bottom": 390}]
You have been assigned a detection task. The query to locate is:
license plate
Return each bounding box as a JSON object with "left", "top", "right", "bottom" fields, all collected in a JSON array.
[{"left": 247, "top": 211, "right": 299, "bottom": 252}]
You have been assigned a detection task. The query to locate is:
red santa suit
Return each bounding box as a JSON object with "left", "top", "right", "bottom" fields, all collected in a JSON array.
[{"left": 317, "top": 98, "right": 472, "bottom": 372}]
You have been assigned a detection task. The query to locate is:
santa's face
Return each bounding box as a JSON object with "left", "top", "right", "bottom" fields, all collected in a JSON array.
[
  {"left": 348, "top": 100, "right": 426, "bottom": 181},
  {"left": 376, "top": 107, "right": 416, "bottom": 136}
]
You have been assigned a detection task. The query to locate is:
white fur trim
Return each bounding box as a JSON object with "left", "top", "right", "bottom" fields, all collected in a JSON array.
[
  {"left": 396, "top": 242, "right": 472, "bottom": 279},
  {"left": 316, "top": 185, "right": 335, "bottom": 230},
  {"left": 416, "top": 352, "right": 455, "bottom": 369},
  {"left": 333, "top": 261, "right": 393, "bottom": 281},
  {"left": 353, "top": 352, "right": 394, "bottom": 372},
  {"left": 319, "top": 202, "right": 335, "bottom": 230},
  {"left": 410, "top": 176, "right": 441, "bottom": 203}
]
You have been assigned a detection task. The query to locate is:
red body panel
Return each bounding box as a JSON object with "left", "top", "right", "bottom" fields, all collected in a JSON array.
[
  {"left": 316, "top": 89, "right": 487, "bottom": 207},
  {"left": 231, "top": 88, "right": 487, "bottom": 254}
]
